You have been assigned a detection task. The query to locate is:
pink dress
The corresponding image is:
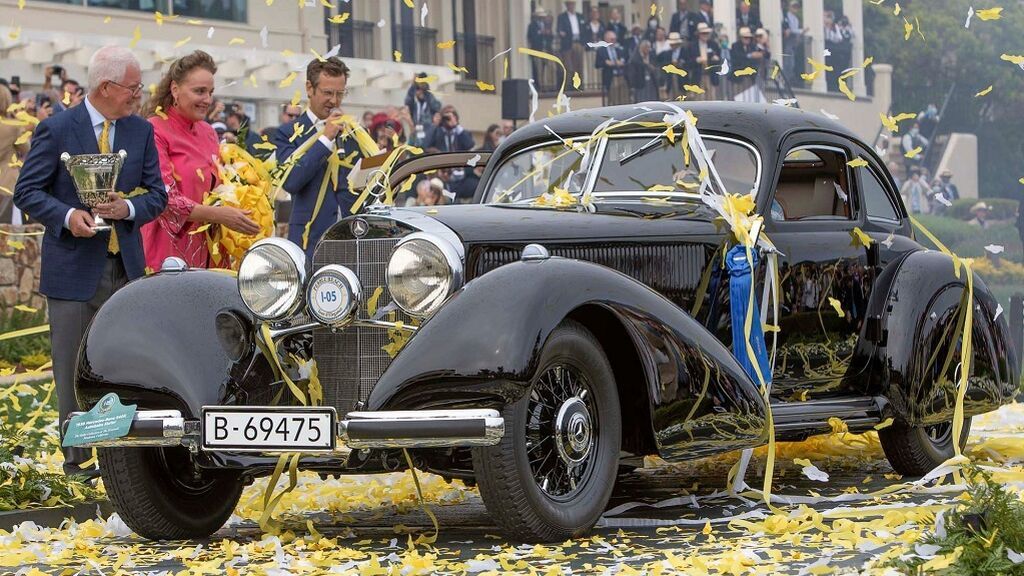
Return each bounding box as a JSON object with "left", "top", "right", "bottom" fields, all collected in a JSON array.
[{"left": 142, "top": 107, "right": 220, "bottom": 271}]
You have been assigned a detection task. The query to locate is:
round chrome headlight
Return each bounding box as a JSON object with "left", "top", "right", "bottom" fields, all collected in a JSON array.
[
  {"left": 386, "top": 233, "right": 463, "bottom": 317},
  {"left": 238, "top": 238, "right": 307, "bottom": 321}
]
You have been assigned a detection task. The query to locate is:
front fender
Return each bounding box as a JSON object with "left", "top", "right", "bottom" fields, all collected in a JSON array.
[
  {"left": 867, "top": 250, "right": 1019, "bottom": 426},
  {"left": 368, "top": 257, "right": 768, "bottom": 457},
  {"left": 76, "top": 269, "right": 245, "bottom": 417}
]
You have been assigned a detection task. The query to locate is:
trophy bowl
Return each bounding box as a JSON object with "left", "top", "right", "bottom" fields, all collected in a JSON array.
[{"left": 60, "top": 150, "right": 127, "bottom": 232}]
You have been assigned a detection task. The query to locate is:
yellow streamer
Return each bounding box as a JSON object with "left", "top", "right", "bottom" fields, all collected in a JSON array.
[{"left": 0, "top": 324, "right": 49, "bottom": 342}]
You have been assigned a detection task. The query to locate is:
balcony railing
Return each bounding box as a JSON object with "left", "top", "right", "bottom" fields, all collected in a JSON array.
[{"left": 392, "top": 25, "right": 438, "bottom": 66}]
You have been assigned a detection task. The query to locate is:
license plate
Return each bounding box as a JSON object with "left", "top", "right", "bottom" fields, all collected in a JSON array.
[{"left": 201, "top": 407, "right": 336, "bottom": 452}]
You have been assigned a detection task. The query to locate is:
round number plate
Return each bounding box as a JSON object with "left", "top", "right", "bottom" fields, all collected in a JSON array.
[{"left": 306, "top": 265, "right": 360, "bottom": 326}]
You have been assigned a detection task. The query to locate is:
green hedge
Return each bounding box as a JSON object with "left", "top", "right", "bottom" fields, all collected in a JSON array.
[
  {"left": 914, "top": 215, "right": 1022, "bottom": 261},
  {"left": 944, "top": 197, "right": 1019, "bottom": 221}
]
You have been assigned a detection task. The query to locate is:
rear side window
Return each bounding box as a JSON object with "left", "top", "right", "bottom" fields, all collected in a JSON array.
[{"left": 861, "top": 168, "right": 899, "bottom": 221}]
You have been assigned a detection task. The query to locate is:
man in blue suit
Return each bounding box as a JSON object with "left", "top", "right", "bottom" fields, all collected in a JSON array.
[
  {"left": 13, "top": 46, "right": 168, "bottom": 477},
  {"left": 272, "top": 57, "right": 361, "bottom": 258}
]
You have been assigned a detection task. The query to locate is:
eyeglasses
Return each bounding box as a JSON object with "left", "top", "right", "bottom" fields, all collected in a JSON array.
[
  {"left": 107, "top": 80, "right": 144, "bottom": 96},
  {"left": 315, "top": 86, "right": 349, "bottom": 100},
  {"left": 283, "top": 112, "right": 300, "bottom": 119}
]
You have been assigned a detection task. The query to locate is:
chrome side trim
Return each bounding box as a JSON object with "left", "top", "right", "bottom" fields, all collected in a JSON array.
[{"left": 338, "top": 409, "right": 504, "bottom": 448}]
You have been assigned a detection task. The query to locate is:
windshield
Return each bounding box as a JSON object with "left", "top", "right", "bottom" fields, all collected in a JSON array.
[{"left": 485, "top": 135, "right": 760, "bottom": 204}]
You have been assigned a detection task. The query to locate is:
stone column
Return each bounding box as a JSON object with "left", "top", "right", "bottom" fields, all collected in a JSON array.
[
  {"left": 761, "top": 0, "right": 783, "bottom": 66},
  {"left": 508, "top": 0, "right": 532, "bottom": 80},
  {"left": 842, "top": 0, "right": 865, "bottom": 94},
  {"left": 714, "top": 0, "right": 737, "bottom": 46},
  {"left": 803, "top": 0, "right": 826, "bottom": 92}
]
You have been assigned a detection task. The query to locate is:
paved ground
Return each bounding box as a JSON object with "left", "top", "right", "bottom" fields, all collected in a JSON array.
[{"left": 6, "top": 404, "right": 1021, "bottom": 575}]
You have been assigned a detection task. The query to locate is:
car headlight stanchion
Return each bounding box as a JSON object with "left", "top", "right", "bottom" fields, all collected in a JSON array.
[
  {"left": 238, "top": 238, "right": 308, "bottom": 321},
  {"left": 387, "top": 233, "right": 464, "bottom": 317}
]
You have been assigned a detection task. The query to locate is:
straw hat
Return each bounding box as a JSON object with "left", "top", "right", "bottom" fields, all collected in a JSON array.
[
  {"left": 971, "top": 201, "right": 989, "bottom": 213},
  {"left": 696, "top": 22, "right": 712, "bottom": 34},
  {"left": 667, "top": 31, "right": 684, "bottom": 45},
  {"left": 739, "top": 26, "right": 753, "bottom": 38}
]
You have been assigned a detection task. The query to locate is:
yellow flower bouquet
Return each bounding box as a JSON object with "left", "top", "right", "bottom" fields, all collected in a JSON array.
[{"left": 205, "top": 143, "right": 275, "bottom": 269}]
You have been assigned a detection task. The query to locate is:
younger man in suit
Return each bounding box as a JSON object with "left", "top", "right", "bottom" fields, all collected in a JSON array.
[
  {"left": 272, "top": 57, "right": 361, "bottom": 258},
  {"left": 13, "top": 45, "right": 168, "bottom": 476}
]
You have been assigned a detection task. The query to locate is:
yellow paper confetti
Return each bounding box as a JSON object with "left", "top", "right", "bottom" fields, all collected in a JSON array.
[
  {"left": 17, "top": 0, "right": 25, "bottom": 8},
  {"left": 975, "top": 85, "right": 994, "bottom": 97},
  {"left": 838, "top": 77, "right": 856, "bottom": 101},
  {"left": 684, "top": 84, "right": 705, "bottom": 94},
  {"left": 662, "top": 64, "right": 688, "bottom": 77},
  {"left": 476, "top": 80, "right": 495, "bottom": 91},
  {"left": 650, "top": 3, "right": 657, "bottom": 16},
  {"left": 447, "top": 62, "right": 468, "bottom": 74},
  {"left": 734, "top": 67, "right": 757, "bottom": 76},
  {"left": 1001, "top": 53, "right": 1024, "bottom": 65},
  {"left": 279, "top": 72, "right": 297, "bottom": 87},
  {"left": 894, "top": 2, "right": 901, "bottom": 15},
  {"left": 976, "top": 6, "right": 1002, "bottom": 20},
  {"left": 229, "top": 37, "right": 245, "bottom": 45},
  {"left": 847, "top": 157, "right": 868, "bottom": 168},
  {"left": 850, "top": 227, "right": 873, "bottom": 248},
  {"left": 154, "top": 106, "right": 168, "bottom": 120},
  {"left": 327, "top": 12, "right": 350, "bottom": 24},
  {"left": 174, "top": 36, "right": 191, "bottom": 48},
  {"left": 393, "top": 50, "right": 402, "bottom": 62},
  {"left": 414, "top": 74, "right": 438, "bottom": 84},
  {"left": 828, "top": 297, "right": 845, "bottom": 318},
  {"left": 904, "top": 146, "right": 923, "bottom": 158},
  {"left": 8, "top": 26, "right": 22, "bottom": 41},
  {"left": 403, "top": 0, "right": 414, "bottom": 7},
  {"left": 572, "top": 72, "right": 581, "bottom": 90},
  {"left": 436, "top": 39, "right": 456, "bottom": 49},
  {"left": 903, "top": 18, "right": 913, "bottom": 40}
]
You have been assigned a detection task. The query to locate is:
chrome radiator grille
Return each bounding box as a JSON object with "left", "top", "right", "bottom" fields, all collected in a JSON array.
[{"left": 312, "top": 238, "right": 405, "bottom": 416}]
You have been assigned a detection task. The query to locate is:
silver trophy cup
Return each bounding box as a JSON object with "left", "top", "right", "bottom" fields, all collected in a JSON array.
[{"left": 60, "top": 150, "right": 127, "bottom": 232}]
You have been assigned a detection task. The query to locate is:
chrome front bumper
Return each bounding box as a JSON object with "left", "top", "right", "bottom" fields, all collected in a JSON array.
[{"left": 65, "top": 408, "right": 504, "bottom": 450}]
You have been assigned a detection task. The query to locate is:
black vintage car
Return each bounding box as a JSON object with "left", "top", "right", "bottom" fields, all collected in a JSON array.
[{"left": 73, "top": 102, "right": 1019, "bottom": 542}]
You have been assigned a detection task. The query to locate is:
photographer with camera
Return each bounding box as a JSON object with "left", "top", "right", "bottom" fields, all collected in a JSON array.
[
  {"left": 405, "top": 73, "right": 442, "bottom": 147},
  {"left": 424, "top": 106, "right": 474, "bottom": 153}
]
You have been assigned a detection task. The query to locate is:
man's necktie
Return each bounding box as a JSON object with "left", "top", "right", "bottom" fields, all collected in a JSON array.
[{"left": 98, "top": 120, "right": 119, "bottom": 254}]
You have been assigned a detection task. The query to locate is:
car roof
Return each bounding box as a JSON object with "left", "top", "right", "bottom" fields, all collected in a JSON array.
[{"left": 499, "top": 101, "right": 857, "bottom": 153}]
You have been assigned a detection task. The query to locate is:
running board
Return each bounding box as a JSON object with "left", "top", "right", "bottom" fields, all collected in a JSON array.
[{"left": 770, "top": 396, "right": 883, "bottom": 436}]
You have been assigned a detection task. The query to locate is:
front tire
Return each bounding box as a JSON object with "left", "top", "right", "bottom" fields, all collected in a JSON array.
[
  {"left": 99, "top": 446, "right": 243, "bottom": 540},
  {"left": 879, "top": 418, "right": 971, "bottom": 476},
  {"left": 472, "top": 319, "right": 621, "bottom": 542}
]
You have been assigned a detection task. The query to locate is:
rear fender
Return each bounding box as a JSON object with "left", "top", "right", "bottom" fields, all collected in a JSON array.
[
  {"left": 865, "top": 250, "right": 1019, "bottom": 425},
  {"left": 76, "top": 269, "right": 247, "bottom": 417},
  {"left": 367, "top": 257, "right": 768, "bottom": 457}
]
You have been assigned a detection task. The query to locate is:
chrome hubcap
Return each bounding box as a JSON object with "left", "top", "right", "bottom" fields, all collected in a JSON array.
[
  {"left": 525, "top": 363, "right": 598, "bottom": 499},
  {"left": 926, "top": 422, "right": 952, "bottom": 445}
]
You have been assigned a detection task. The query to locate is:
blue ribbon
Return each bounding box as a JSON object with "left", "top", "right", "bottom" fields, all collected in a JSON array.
[{"left": 726, "top": 244, "right": 772, "bottom": 386}]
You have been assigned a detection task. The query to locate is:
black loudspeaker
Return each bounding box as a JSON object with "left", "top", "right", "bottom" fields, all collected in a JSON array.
[{"left": 502, "top": 78, "right": 531, "bottom": 120}]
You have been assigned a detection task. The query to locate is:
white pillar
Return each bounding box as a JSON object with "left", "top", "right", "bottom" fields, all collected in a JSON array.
[
  {"left": 761, "top": 0, "right": 783, "bottom": 67},
  {"left": 714, "top": 0, "right": 737, "bottom": 45},
  {"left": 803, "top": 0, "right": 826, "bottom": 92},
  {"left": 509, "top": 0, "right": 531, "bottom": 80},
  {"left": 842, "top": 0, "right": 865, "bottom": 95}
]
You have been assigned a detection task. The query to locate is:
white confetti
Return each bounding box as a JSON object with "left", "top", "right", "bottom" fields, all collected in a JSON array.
[
  {"left": 965, "top": 5, "right": 975, "bottom": 28},
  {"left": 420, "top": 2, "right": 428, "bottom": 27},
  {"left": 820, "top": 109, "right": 839, "bottom": 120},
  {"left": 466, "top": 153, "right": 481, "bottom": 167},
  {"left": 323, "top": 43, "right": 341, "bottom": 59},
  {"left": 915, "top": 543, "right": 942, "bottom": 558},
  {"left": 984, "top": 244, "right": 1005, "bottom": 254},
  {"left": 489, "top": 46, "right": 512, "bottom": 62},
  {"left": 587, "top": 40, "right": 613, "bottom": 48},
  {"left": 717, "top": 57, "right": 730, "bottom": 76},
  {"left": 834, "top": 181, "right": 848, "bottom": 202},
  {"left": 528, "top": 77, "right": 539, "bottom": 123},
  {"left": 1008, "top": 549, "right": 1024, "bottom": 564},
  {"left": 207, "top": 26, "right": 215, "bottom": 39},
  {"left": 823, "top": 48, "right": 832, "bottom": 57},
  {"left": 801, "top": 464, "right": 829, "bottom": 482},
  {"left": 260, "top": 25, "right": 269, "bottom": 48},
  {"left": 934, "top": 192, "right": 952, "bottom": 207},
  {"left": 466, "top": 559, "right": 500, "bottom": 573},
  {"left": 994, "top": 303, "right": 1004, "bottom": 321},
  {"left": 773, "top": 98, "right": 798, "bottom": 107},
  {"left": 882, "top": 231, "right": 895, "bottom": 248},
  {"left": 377, "top": 18, "right": 386, "bottom": 28}
]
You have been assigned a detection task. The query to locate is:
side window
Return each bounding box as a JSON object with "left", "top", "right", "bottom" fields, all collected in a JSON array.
[
  {"left": 861, "top": 167, "right": 900, "bottom": 222},
  {"left": 771, "top": 147, "right": 854, "bottom": 222},
  {"left": 487, "top": 143, "right": 585, "bottom": 203}
]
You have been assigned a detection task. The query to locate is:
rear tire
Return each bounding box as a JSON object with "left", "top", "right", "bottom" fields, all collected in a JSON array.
[
  {"left": 472, "top": 319, "right": 621, "bottom": 542},
  {"left": 99, "top": 447, "right": 243, "bottom": 540},
  {"left": 879, "top": 418, "right": 971, "bottom": 476}
]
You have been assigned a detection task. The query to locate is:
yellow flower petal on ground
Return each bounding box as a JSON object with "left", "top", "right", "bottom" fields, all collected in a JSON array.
[
  {"left": 976, "top": 6, "right": 1002, "bottom": 20},
  {"left": 734, "top": 67, "right": 757, "bottom": 76},
  {"left": 572, "top": 72, "right": 581, "bottom": 89},
  {"left": 829, "top": 297, "right": 845, "bottom": 318},
  {"left": 684, "top": 84, "right": 705, "bottom": 94},
  {"left": 327, "top": 12, "right": 350, "bottom": 24},
  {"left": 476, "top": 80, "right": 495, "bottom": 91},
  {"left": 975, "top": 85, "right": 993, "bottom": 97},
  {"left": 229, "top": 37, "right": 245, "bottom": 45},
  {"left": 279, "top": 71, "right": 297, "bottom": 87},
  {"left": 436, "top": 39, "right": 456, "bottom": 49},
  {"left": 904, "top": 146, "right": 922, "bottom": 158},
  {"left": 847, "top": 157, "right": 868, "bottom": 168},
  {"left": 662, "top": 64, "right": 688, "bottom": 77}
]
